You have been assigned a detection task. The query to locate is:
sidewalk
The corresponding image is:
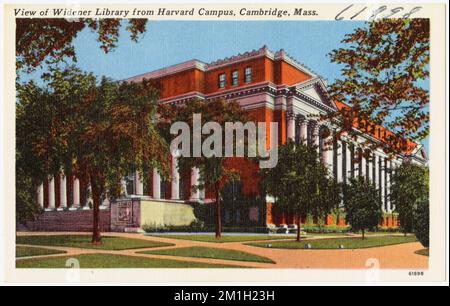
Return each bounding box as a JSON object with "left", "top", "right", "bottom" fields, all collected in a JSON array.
[{"left": 15, "top": 232, "right": 428, "bottom": 269}]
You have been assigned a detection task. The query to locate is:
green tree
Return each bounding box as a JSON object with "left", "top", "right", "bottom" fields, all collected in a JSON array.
[
  {"left": 344, "top": 176, "right": 382, "bottom": 239},
  {"left": 16, "top": 19, "right": 147, "bottom": 73},
  {"left": 16, "top": 81, "right": 52, "bottom": 223},
  {"left": 170, "top": 99, "right": 249, "bottom": 239},
  {"left": 390, "top": 163, "right": 429, "bottom": 235},
  {"left": 16, "top": 66, "right": 170, "bottom": 243},
  {"left": 261, "top": 141, "right": 338, "bottom": 241},
  {"left": 326, "top": 19, "right": 429, "bottom": 154},
  {"left": 413, "top": 198, "right": 429, "bottom": 248}
]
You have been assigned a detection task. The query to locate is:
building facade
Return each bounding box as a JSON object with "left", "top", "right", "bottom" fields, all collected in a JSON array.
[{"left": 33, "top": 46, "right": 428, "bottom": 231}]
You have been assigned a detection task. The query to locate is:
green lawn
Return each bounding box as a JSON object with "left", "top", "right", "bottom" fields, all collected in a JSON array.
[
  {"left": 306, "top": 233, "right": 350, "bottom": 238},
  {"left": 246, "top": 235, "right": 418, "bottom": 249},
  {"left": 16, "top": 254, "right": 246, "bottom": 268},
  {"left": 150, "top": 234, "right": 293, "bottom": 243},
  {"left": 140, "top": 246, "right": 275, "bottom": 264},
  {"left": 16, "top": 246, "right": 66, "bottom": 258},
  {"left": 415, "top": 249, "right": 429, "bottom": 257},
  {"left": 17, "top": 235, "right": 174, "bottom": 250}
]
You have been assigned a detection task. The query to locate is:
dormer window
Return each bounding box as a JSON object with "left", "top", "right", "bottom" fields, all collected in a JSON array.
[
  {"left": 218, "top": 73, "right": 226, "bottom": 88},
  {"left": 232, "top": 70, "right": 239, "bottom": 86},
  {"left": 244, "top": 67, "right": 252, "bottom": 83}
]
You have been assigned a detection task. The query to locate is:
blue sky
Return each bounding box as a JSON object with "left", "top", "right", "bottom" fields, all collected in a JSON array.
[{"left": 20, "top": 20, "right": 428, "bottom": 151}]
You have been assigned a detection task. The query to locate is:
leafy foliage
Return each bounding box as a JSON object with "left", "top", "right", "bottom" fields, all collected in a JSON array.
[
  {"left": 16, "top": 81, "right": 51, "bottom": 223},
  {"left": 16, "top": 66, "right": 169, "bottom": 242},
  {"left": 16, "top": 18, "right": 147, "bottom": 73},
  {"left": 326, "top": 19, "right": 429, "bottom": 154},
  {"left": 413, "top": 199, "right": 429, "bottom": 248},
  {"left": 169, "top": 99, "right": 249, "bottom": 239},
  {"left": 344, "top": 176, "right": 382, "bottom": 238},
  {"left": 390, "top": 163, "right": 429, "bottom": 234},
  {"left": 16, "top": 166, "right": 41, "bottom": 224},
  {"left": 260, "top": 141, "right": 339, "bottom": 241}
]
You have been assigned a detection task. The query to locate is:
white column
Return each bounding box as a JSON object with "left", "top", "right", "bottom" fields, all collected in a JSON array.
[
  {"left": 101, "top": 193, "right": 110, "bottom": 209},
  {"left": 374, "top": 154, "right": 379, "bottom": 189},
  {"left": 312, "top": 124, "right": 320, "bottom": 148},
  {"left": 391, "top": 160, "right": 398, "bottom": 211},
  {"left": 36, "top": 183, "right": 44, "bottom": 209},
  {"left": 299, "top": 119, "right": 308, "bottom": 144},
  {"left": 85, "top": 184, "right": 92, "bottom": 209},
  {"left": 287, "top": 114, "right": 295, "bottom": 141},
  {"left": 336, "top": 140, "right": 343, "bottom": 182},
  {"left": 190, "top": 167, "right": 200, "bottom": 201},
  {"left": 171, "top": 155, "right": 180, "bottom": 200},
  {"left": 368, "top": 153, "right": 374, "bottom": 184},
  {"left": 57, "top": 173, "right": 67, "bottom": 210},
  {"left": 120, "top": 178, "right": 128, "bottom": 197},
  {"left": 361, "top": 153, "right": 367, "bottom": 179},
  {"left": 47, "top": 176, "right": 55, "bottom": 210},
  {"left": 134, "top": 170, "right": 144, "bottom": 196},
  {"left": 386, "top": 160, "right": 392, "bottom": 212},
  {"left": 381, "top": 158, "right": 386, "bottom": 212},
  {"left": 326, "top": 138, "right": 334, "bottom": 174},
  {"left": 152, "top": 168, "right": 161, "bottom": 200},
  {"left": 72, "top": 177, "right": 80, "bottom": 210},
  {"left": 320, "top": 130, "right": 328, "bottom": 161}
]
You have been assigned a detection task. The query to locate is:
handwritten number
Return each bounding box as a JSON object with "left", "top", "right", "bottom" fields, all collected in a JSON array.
[
  {"left": 335, "top": 5, "right": 422, "bottom": 21},
  {"left": 403, "top": 6, "right": 422, "bottom": 19},
  {"left": 335, "top": 4, "right": 353, "bottom": 21},
  {"left": 385, "top": 7, "right": 403, "bottom": 19}
]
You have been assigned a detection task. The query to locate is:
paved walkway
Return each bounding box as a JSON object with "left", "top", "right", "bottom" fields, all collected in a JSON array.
[{"left": 16, "top": 232, "right": 428, "bottom": 269}]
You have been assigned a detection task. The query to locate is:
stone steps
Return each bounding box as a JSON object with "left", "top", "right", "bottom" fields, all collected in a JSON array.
[{"left": 24, "top": 210, "right": 111, "bottom": 232}]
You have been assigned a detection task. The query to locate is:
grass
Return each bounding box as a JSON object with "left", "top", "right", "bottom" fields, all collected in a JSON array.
[
  {"left": 150, "top": 234, "right": 292, "bottom": 243},
  {"left": 16, "top": 235, "right": 174, "bottom": 250},
  {"left": 307, "top": 233, "right": 350, "bottom": 238},
  {"left": 140, "top": 246, "right": 275, "bottom": 264},
  {"left": 246, "top": 235, "right": 418, "bottom": 249},
  {"left": 16, "top": 246, "right": 66, "bottom": 258},
  {"left": 16, "top": 254, "right": 246, "bottom": 268},
  {"left": 415, "top": 249, "right": 429, "bottom": 257}
]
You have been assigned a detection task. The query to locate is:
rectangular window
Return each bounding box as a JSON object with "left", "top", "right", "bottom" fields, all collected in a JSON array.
[
  {"left": 244, "top": 67, "right": 252, "bottom": 83},
  {"left": 232, "top": 70, "right": 239, "bottom": 86},
  {"left": 218, "top": 73, "right": 226, "bottom": 88}
]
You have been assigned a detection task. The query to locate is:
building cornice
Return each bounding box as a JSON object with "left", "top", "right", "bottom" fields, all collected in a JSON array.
[
  {"left": 125, "top": 59, "right": 206, "bottom": 83},
  {"left": 289, "top": 87, "right": 336, "bottom": 114},
  {"left": 126, "top": 46, "right": 321, "bottom": 82}
]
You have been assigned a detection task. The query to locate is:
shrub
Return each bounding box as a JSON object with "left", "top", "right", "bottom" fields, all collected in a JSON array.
[
  {"left": 390, "top": 163, "right": 428, "bottom": 235},
  {"left": 303, "top": 225, "right": 351, "bottom": 234},
  {"left": 414, "top": 199, "right": 429, "bottom": 248}
]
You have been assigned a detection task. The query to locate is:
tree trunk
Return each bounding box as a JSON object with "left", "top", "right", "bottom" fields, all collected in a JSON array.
[
  {"left": 362, "top": 229, "right": 365, "bottom": 240},
  {"left": 214, "top": 183, "right": 222, "bottom": 240},
  {"left": 296, "top": 214, "right": 302, "bottom": 242},
  {"left": 90, "top": 177, "right": 102, "bottom": 245}
]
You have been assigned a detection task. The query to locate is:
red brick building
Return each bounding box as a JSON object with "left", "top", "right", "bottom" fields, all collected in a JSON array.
[{"left": 33, "top": 46, "right": 428, "bottom": 231}]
